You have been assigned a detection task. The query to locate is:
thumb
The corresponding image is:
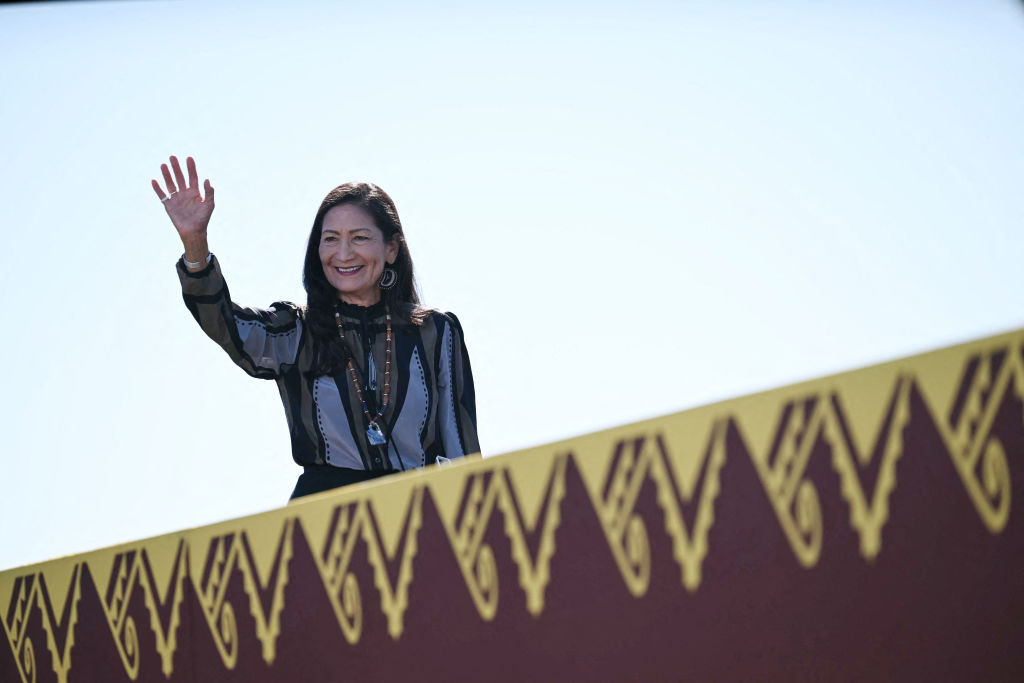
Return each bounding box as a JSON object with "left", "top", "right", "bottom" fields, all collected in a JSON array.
[{"left": 204, "top": 179, "right": 215, "bottom": 204}]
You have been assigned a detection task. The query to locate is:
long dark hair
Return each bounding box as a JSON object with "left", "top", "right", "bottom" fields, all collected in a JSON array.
[{"left": 302, "top": 182, "right": 425, "bottom": 375}]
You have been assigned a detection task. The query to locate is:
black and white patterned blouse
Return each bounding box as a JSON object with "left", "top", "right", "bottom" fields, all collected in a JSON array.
[{"left": 178, "top": 256, "right": 480, "bottom": 473}]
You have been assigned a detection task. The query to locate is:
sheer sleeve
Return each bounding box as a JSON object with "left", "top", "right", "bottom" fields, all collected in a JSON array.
[{"left": 177, "top": 255, "right": 304, "bottom": 379}]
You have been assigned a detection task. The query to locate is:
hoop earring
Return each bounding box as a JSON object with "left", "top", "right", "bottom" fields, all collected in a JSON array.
[{"left": 379, "top": 267, "right": 399, "bottom": 290}]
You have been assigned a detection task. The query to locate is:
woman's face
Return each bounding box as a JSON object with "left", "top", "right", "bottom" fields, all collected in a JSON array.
[{"left": 319, "top": 203, "right": 399, "bottom": 307}]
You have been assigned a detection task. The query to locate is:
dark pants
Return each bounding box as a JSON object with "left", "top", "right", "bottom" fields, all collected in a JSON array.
[{"left": 290, "top": 465, "right": 393, "bottom": 500}]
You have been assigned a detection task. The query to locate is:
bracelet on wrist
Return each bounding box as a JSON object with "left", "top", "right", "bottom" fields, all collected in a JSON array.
[{"left": 183, "top": 252, "right": 212, "bottom": 270}]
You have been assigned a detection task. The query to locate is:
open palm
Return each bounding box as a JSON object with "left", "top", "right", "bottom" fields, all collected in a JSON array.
[{"left": 151, "top": 155, "right": 214, "bottom": 239}]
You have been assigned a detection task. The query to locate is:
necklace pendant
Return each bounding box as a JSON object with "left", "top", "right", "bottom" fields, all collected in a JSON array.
[{"left": 366, "top": 421, "right": 387, "bottom": 445}]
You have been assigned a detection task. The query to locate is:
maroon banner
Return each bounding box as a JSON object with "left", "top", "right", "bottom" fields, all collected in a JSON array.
[{"left": 3, "top": 330, "right": 1023, "bottom": 681}]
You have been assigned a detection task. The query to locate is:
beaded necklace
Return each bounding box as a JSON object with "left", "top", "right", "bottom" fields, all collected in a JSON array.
[{"left": 334, "top": 304, "right": 392, "bottom": 446}]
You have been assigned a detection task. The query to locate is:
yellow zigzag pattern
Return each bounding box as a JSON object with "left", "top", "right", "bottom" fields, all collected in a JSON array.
[
  {"left": 575, "top": 420, "right": 729, "bottom": 595},
  {"left": 192, "top": 519, "right": 295, "bottom": 668},
  {"left": 0, "top": 566, "right": 81, "bottom": 683},
  {"left": 925, "top": 345, "right": 1017, "bottom": 533},
  {"left": 98, "top": 543, "right": 188, "bottom": 678},
  {"left": 305, "top": 487, "right": 424, "bottom": 642},
  {"left": 745, "top": 376, "right": 912, "bottom": 565},
  {"left": 434, "top": 453, "right": 570, "bottom": 619}
]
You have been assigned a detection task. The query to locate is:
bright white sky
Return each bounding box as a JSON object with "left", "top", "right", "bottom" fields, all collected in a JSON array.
[{"left": 1, "top": 0, "right": 1022, "bottom": 571}]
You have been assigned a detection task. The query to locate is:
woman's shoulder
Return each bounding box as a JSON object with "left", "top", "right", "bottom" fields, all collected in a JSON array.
[
  {"left": 418, "top": 308, "right": 463, "bottom": 330},
  {"left": 421, "top": 310, "right": 470, "bottom": 347},
  {"left": 393, "top": 307, "right": 463, "bottom": 338}
]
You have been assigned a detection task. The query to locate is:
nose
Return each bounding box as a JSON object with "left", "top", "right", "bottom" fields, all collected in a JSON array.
[{"left": 334, "top": 240, "right": 353, "bottom": 261}]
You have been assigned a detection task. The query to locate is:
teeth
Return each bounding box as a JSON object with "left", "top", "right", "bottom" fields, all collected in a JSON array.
[{"left": 337, "top": 266, "right": 361, "bottom": 273}]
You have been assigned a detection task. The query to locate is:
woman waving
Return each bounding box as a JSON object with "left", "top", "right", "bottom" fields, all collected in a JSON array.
[{"left": 153, "top": 156, "right": 480, "bottom": 498}]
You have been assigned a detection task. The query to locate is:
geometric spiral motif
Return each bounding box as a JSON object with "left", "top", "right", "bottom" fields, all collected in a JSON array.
[
  {"left": 2, "top": 329, "right": 1022, "bottom": 680},
  {"left": 1, "top": 567, "right": 82, "bottom": 683},
  {"left": 926, "top": 345, "right": 1018, "bottom": 533},
  {"left": 193, "top": 520, "right": 295, "bottom": 668},
  {"left": 577, "top": 420, "right": 729, "bottom": 595},
  {"left": 434, "top": 455, "right": 570, "bottom": 619},
  {"left": 306, "top": 490, "right": 423, "bottom": 642},
  {"left": 311, "top": 502, "right": 365, "bottom": 643},
  {"left": 100, "top": 543, "right": 188, "bottom": 679},
  {"left": 749, "top": 397, "right": 827, "bottom": 567},
  {"left": 748, "top": 376, "right": 912, "bottom": 563}
]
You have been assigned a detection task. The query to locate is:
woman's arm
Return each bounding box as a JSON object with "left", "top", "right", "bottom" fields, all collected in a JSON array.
[
  {"left": 151, "top": 155, "right": 214, "bottom": 271},
  {"left": 178, "top": 258, "right": 304, "bottom": 379},
  {"left": 155, "top": 156, "right": 303, "bottom": 378}
]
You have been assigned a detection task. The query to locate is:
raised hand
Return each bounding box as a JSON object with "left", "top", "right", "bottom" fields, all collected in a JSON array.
[{"left": 152, "top": 155, "right": 214, "bottom": 267}]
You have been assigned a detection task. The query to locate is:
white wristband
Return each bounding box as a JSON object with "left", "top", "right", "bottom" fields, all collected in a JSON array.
[{"left": 183, "top": 252, "right": 212, "bottom": 270}]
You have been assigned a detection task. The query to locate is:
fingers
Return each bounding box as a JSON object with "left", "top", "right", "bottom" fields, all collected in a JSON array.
[
  {"left": 170, "top": 156, "right": 188, "bottom": 192},
  {"left": 187, "top": 156, "right": 199, "bottom": 189},
  {"left": 155, "top": 156, "right": 207, "bottom": 204},
  {"left": 151, "top": 178, "right": 168, "bottom": 201},
  {"left": 160, "top": 163, "right": 177, "bottom": 194}
]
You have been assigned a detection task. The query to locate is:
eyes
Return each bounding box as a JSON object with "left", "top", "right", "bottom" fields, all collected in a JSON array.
[{"left": 322, "top": 233, "right": 372, "bottom": 245}]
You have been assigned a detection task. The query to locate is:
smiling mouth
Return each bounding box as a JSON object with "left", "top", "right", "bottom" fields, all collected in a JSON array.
[{"left": 335, "top": 266, "right": 362, "bottom": 274}]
